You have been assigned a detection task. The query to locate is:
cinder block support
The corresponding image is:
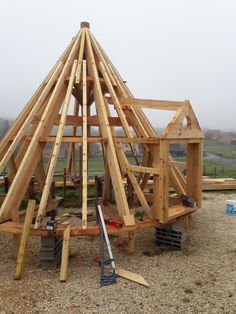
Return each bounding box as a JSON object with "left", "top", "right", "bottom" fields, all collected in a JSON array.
[
  {"left": 156, "top": 220, "right": 187, "bottom": 250},
  {"left": 40, "top": 236, "right": 63, "bottom": 269}
]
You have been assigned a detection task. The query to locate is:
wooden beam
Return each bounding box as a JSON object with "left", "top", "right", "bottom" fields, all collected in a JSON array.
[
  {"left": 126, "top": 164, "right": 160, "bottom": 175},
  {"left": 34, "top": 60, "right": 78, "bottom": 229},
  {"left": 82, "top": 60, "right": 88, "bottom": 229},
  {"left": 14, "top": 200, "right": 36, "bottom": 280},
  {"left": 85, "top": 29, "right": 134, "bottom": 226},
  {"left": 187, "top": 141, "right": 203, "bottom": 207},
  {"left": 20, "top": 135, "right": 105, "bottom": 143},
  {"left": 75, "top": 30, "right": 85, "bottom": 84},
  {"left": 114, "top": 137, "right": 159, "bottom": 144},
  {"left": 55, "top": 115, "right": 134, "bottom": 127},
  {"left": 60, "top": 224, "right": 71, "bottom": 282},
  {"left": 106, "top": 97, "right": 182, "bottom": 110},
  {"left": 0, "top": 219, "right": 161, "bottom": 237},
  {"left": 157, "top": 140, "right": 169, "bottom": 223}
]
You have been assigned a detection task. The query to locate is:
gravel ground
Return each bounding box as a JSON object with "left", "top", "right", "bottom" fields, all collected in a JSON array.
[{"left": 0, "top": 192, "right": 236, "bottom": 314}]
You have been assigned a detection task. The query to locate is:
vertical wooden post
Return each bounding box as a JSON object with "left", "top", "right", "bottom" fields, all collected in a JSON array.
[
  {"left": 78, "top": 145, "right": 82, "bottom": 207},
  {"left": 152, "top": 145, "right": 160, "bottom": 220},
  {"left": 14, "top": 200, "right": 36, "bottom": 279},
  {"left": 187, "top": 141, "right": 203, "bottom": 207},
  {"left": 60, "top": 224, "right": 71, "bottom": 282},
  {"left": 157, "top": 140, "right": 169, "bottom": 223},
  {"left": 82, "top": 60, "right": 88, "bottom": 229},
  {"left": 127, "top": 199, "right": 135, "bottom": 254}
]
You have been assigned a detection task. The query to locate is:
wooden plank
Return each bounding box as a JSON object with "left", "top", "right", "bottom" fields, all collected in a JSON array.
[
  {"left": 116, "top": 267, "right": 149, "bottom": 287},
  {"left": 60, "top": 224, "right": 71, "bottom": 282},
  {"left": 55, "top": 115, "right": 130, "bottom": 127},
  {"left": 85, "top": 29, "right": 134, "bottom": 226},
  {"left": 34, "top": 60, "right": 78, "bottom": 229},
  {"left": 106, "top": 97, "right": 182, "bottom": 110},
  {"left": 168, "top": 205, "right": 196, "bottom": 221},
  {"left": 114, "top": 137, "right": 159, "bottom": 144},
  {"left": 126, "top": 164, "right": 160, "bottom": 175},
  {"left": 75, "top": 29, "right": 85, "bottom": 84},
  {"left": 82, "top": 60, "right": 88, "bottom": 229},
  {"left": 0, "top": 219, "right": 160, "bottom": 237},
  {"left": 14, "top": 200, "right": 36, "bottom": 280}
]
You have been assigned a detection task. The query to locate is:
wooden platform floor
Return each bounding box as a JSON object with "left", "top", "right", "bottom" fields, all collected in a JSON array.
[{"left": 0, "top": 219, "right": 160, "bottom": 237}]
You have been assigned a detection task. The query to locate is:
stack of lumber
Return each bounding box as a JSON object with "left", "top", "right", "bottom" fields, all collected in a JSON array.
[{"left": 202, "top": 178, "right": 236, "bottom": 191}]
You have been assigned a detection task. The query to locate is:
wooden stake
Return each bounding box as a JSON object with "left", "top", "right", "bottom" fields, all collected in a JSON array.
[
  {"left": 14, "top": 200, "right": 36, "bottom": 280},
  {"left": 60, "top": 224, "right": 71, "bottom": 282}
]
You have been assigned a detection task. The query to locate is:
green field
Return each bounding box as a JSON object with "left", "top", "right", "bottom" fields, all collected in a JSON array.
[
  {"left": 203, "top": 139, "right": 236, "bottom": 178},
  {"left": 203, "top": 160, "right": 236, "bottom": 178},
  {"left": 204, "top": 139, "right": 236, "bottom": 159}
]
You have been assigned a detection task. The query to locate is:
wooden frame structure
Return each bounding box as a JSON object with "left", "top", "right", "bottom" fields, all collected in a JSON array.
[{"left": 0, "top": 22, "right": 204, "bottom": 267}]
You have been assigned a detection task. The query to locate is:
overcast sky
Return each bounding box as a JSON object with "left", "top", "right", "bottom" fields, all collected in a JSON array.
[{"left": 0, "top": 0, "right": 235, "bottom": 130}]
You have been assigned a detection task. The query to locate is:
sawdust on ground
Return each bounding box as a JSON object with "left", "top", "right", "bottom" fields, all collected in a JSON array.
[{"left": 0, "top": 192, "right": 236, "bottom": 314}]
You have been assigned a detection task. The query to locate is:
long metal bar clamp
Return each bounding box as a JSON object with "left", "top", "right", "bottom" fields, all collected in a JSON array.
[{"left": 96, "top": 203, "right": 117, "bottom": 286}]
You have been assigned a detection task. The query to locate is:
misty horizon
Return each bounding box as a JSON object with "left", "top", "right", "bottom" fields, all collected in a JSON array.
[{"left": 0, "top": 1, "right": 235, "bottom": 131}]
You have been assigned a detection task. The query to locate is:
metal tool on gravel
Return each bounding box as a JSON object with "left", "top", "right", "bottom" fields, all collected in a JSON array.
[{"left": 96, "top": 203, "right": 117, "bottom": 286}]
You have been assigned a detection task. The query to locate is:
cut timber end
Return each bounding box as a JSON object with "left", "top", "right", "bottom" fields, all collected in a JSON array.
[
  {"left": 80, "top": 21, "right": 90, "bottom": 29},
  {"left": 123, "top": 214, "right": 135, "bottom": 226}
]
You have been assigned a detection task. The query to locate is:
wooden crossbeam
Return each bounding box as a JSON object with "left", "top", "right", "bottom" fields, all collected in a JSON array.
[
  {"left": 55, "top": 115, "right": 134, "bottom": 127},
  {"left": 106, "top": 97, "right": 183, "bottom": 110},
  {"left": 114, "top": 137, "right": 159, "bottom": 144},
  {"left": 126, "top": 164, "right": 160, "bottom": 175},
  {"left": 20, "top": 136, "right": 105, "bottom": 143}
]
